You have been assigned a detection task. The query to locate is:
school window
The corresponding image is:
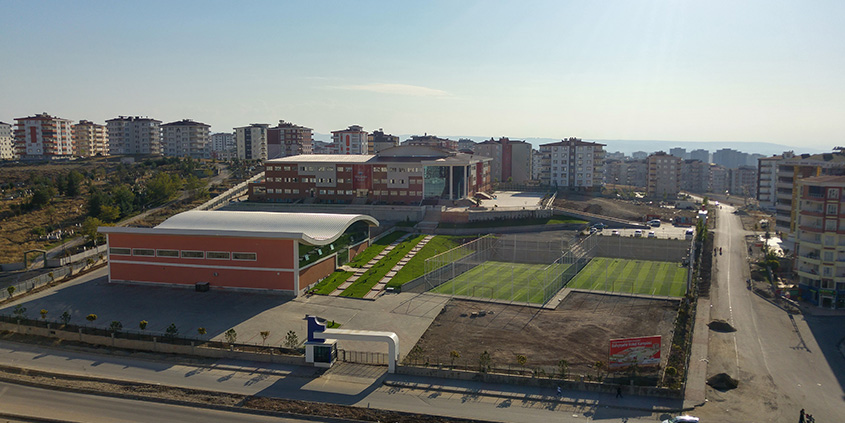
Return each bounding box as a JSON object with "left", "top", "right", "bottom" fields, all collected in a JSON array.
[
  {"left": 109, "top": 248, "right": 131, "bottom": 255},
  {"left": 156, "top": 249, "right": 179, "bottom": 257},
  {"left": 206, "top": 251, "right": 230, "bottom": 260},
  {"left": 181, "top": 251, "right": 204, "bottom": 259},
  {"left": 132, "top": 249, "right": 155, "bottom": 256},
  {"left": 827, "top": 204, "right": 838, "bottom": 215},
  {"left": 232, "top": 252, "right": 257, "bottom": 261}
]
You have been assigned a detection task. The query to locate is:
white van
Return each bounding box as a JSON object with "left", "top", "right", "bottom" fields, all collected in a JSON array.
[{"left": 685, "top": 229, "right": 694, "bottom": 240}]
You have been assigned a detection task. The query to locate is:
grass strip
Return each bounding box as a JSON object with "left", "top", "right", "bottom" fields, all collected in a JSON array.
[
  {"left": 310, "top": 271, "right": 353, "bottom": 295},
  {"left": 341, "top": 235, "right": 426, "bottom": 297},
  {"left": 347, "top": 231, "right": 407, "bottom": 267},
  {"left": 386, "top": 236, "right": 471, "bottom": 288}
]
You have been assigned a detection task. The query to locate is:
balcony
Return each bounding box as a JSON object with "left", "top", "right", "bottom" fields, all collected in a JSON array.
[
  {"left": 796, "top": 268, "right": 820, "bottom": 280},
  {"left": 798, "top": 236, "right": 822, "bottom": 247},
  {"left": 798, "top": 253, "right": 821, "bottom": 265}
]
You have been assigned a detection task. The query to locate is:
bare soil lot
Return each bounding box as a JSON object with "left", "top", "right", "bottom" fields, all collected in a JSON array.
[
  {"left": 555, "top": 193, "right": 696, "bottom": 223},
  {"left": 408, "top": 292, "right": 679, "bottom": 376}
]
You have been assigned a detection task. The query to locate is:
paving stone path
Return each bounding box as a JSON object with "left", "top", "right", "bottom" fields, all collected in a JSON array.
[
  {"left": 363, "top": 235, "right": 434, "bottom": 299},
  {"left": 329, "top": 233, "right": 413, "bottom": 296}
]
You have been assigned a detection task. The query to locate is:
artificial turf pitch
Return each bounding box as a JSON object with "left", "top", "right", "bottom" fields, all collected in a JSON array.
[
  {"left": 567, "top": 257, "right": 687, "bottom": 297},
  {"left": 431, "top": 261, "right": 568, "bottom": 305}
]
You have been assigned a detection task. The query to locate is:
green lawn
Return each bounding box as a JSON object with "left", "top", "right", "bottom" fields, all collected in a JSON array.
[
  {"left": 310, "top": 271, "right": 353, "bottom": 295},
  {"left": 431, "top": 261, "right": 569, "bottom": 304},
  {"left": 340, "top": 234, "right": 427, "bottom": 297},
  {"left": 437, "top": 215, "right": 586, "bottom": 229},
  {"left": 567, "top": 257, "right": 687, "bottom": 297},
  {"left": 347, "top": 231, "right": 407, "bottom": 267},
  {"left": 386, "top": 236, "right": 473, "bottom": 289}
]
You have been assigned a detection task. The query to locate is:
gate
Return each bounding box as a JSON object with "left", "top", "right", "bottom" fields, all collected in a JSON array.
[{"left": 337, "top": 349, "right": 389, "bottom": 366}]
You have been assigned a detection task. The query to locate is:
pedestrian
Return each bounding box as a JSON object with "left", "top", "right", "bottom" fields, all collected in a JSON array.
[
  {"left": 799, "top": 408, "right": 805, "bottom": 423},
  {"left": 616, "top": 386, "right": 623, "bottom": 398},
  {"left": 556, "top": 386, "right": 562, "bottom": 397}
]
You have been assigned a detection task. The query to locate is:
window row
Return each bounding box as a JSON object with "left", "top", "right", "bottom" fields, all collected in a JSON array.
[{"left": 110, "top": 248, "right": 256, "bottom": 261}]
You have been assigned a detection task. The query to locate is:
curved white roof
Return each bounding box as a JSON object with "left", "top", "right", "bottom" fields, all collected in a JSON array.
[{"left": 99, "top": 210, "right": 379, "bottom": 246}]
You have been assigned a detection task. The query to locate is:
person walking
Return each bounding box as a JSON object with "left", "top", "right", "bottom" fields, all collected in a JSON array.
[
  {"left": 799, "top": 408, "right": 805, "bottom": 423},
  {"left": 557, "top": 386, "right": 562, "bottom": 397},
  {"left": 616, "top": 386, "right": 623, "bottom": 398}
]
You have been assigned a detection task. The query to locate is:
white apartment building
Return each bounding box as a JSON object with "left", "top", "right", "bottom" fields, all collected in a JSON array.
[
  {"left": 0, "top": 121, "right": 14, "bottom": 160},
  {"left": 161, "top": 119, "right": 211, "bottom": 159},
  {"left": 13, "top": 113, "right": 74, "bottom": 159},
  {"left": 234, "top": 124, "right": 269, "bottom": 160},
  {"left": 210, "top": 132, "right": 235, "bottom": 160},
  {"left": 539, "top": 138, "right": 605, "bottom": 189},
  {"left": 531, "top": 149, "right": 543, "bottom": 181},
  {"left": 332, "top": 125, "right": 368, "bottom": 155},
  {"left": 757, "top": 152, "right": 794, "bottom": 212},
  {"left": 106, "top": 116, "right": 162, "bottom": 155},
  {"left": 72, "top": 120, "right": 109, "bottom": 157},
  {"left": 646, "top": 152, "right": 682, "bottom": 197}
]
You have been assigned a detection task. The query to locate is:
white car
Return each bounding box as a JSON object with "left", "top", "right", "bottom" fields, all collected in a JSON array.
[
  {"left": 662, "top": 416, "right": 700, "bottom": 423},
  {"left": 611, "top": 230, "right": 620, "bottom": 236},
  {"left": 634, "top": 229, "right": 643, "bottom": 237},
  {"left": 648, "top": 231, "right": 656, "bottom": 238}
]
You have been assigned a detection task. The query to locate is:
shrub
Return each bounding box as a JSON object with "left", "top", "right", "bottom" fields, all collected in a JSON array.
[
  {"left": 165, "top": 323, "right": 179, "bottom": 339},
  {"left": 110, "top": 321, "right": 123, "bottom": 333},
  {"left": 86, "top": 314, "right": 97, "bottom": 322},
  {"left": 60, "top": 311, "right": 71, "bottom": 325},
  {"left": 283, "top": 330, "right": 298, "bottom": 349},
  {"left": 224, "top": 328, "right": 237, "bottom": 345},
  {"left": 40, "top": 309, "right": 48, "bottom": 320},
  {"left": 139, "top": 320, "right": 148, "bottom": 330}
]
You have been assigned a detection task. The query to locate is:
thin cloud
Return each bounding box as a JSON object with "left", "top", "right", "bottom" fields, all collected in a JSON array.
[{"left": 328, "top": 83, "right": 449, "bottom": 97}]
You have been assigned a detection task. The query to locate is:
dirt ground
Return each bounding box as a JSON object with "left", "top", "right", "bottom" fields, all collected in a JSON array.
[
  {"left": 408, "top": 293, "right": 679, "bottom": 376},
  {"left": 554, "top": 193, "right": 697, "bottom": 223}
]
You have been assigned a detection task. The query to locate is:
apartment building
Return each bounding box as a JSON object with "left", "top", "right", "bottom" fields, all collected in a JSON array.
[
  {"left": 539, "top": 138, "right": 605, "bottom": 189},
  {"left": 161, "top": 119, "right": 211, "bottom": 159},
  {"left": 774, "top": 152, "right": 845, "bottom": 237},
  {"left": 646, "top": 152, "right": 682, "bottom": 197},
  {"left": 757, "top": 152, "right": 794, "bottom": 212},
  {"left": 604, "top": 159, "right": 647, "bottom": 188},
  {"left": 473, "top": 137, "right": 533, "bottom": 184},
  {"left": 531, "top": 150, "right": 543, "bottom": 181},
  {"left": 13, "top": 113, "right": 74, "bottom": 159},
  {"left": 0, "top": 121, "right": 14, "bottom": 160},
  {"left": 669, "top": 148, "right": 688, "bottom": 160},
  {"left": 730, "top": 165, "right": 758, "bottom": 198},
  {"left": 689, "top": 149, "right": 710, "bottom": 163},
  {"left": 402, "top": 134, "right": 458, "bottom": 151},
  {"left": 793, "top": 175, "right": 845, "bottom": 309},
  {"left": 106, "top": 116, "right": 162, "bottom": 155},
  {"left": 267, "top": 120, "right": 312, "bottom": 159},
  {"left": 234, "top": 124, "right": 269, "bottom": 161},
  {"left": 332, "top": 125, "right": 368, "bottom": 155},
  {"left": 249, "top": 145, "right": 492, "bottom": 205},
  {"left": 72, "top": 120, "right": 109, "bottom": 157},
  {"left": 681, "top": 160, "right": 711, "bottom": 194},
  {"left": 710, "top": 164, "right": 729, "bottom": 195},
  {"left": 368, "top": 129, "right": 400, "bottom": 154},
  {"left": 210, "top": 132, "right": 235, "bottom": 160}
]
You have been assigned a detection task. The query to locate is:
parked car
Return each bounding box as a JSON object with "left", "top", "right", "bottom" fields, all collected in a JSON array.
[
  {"left": 661, "top": 416, "right": 699, "bottom": 423},
  {"left": 589, "top": 227, "right": 597, "bottom": 234},
  {"left": 648, "top": 231, "right": 656, "bottom": 238},
  {"left": 685, "top": 228, "right": 695, "bottom": 240},
  {"left": 648, "top": 219, "right": 661, "bottom": 227},
  {"left": 634, "top": 229, "right": 643, "bottom": 237},
  {"left": 592, "top": 223, "right": 606, "bottom": 230},
  {"left": 611, "top": 230, "right": 620, "bottom": 236}
]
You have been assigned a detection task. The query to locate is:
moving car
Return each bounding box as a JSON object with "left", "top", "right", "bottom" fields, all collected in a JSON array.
[
  {"left": 685, "top": 228, "right": 694, "bottom": 240},
  {"left": 648, "top": 219, "right": 661, "bottom": 227},
  {"left": 611, "top": 230, "right": 620, "bottom": 236},
  {"left": 634, "top": 229, "right": 643, "bottom": 237},
  {"left": 648, "top": 231, "right": 656, "bottom": 238},
  {"left": 661, "top": 416, "right": 699, "bottom": 423}
]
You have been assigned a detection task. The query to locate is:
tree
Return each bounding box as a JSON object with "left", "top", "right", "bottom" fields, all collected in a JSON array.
[
  {"left": 450, "top": 350, "right": 461, "bottom": 368},
  {"left": 111, "top": 185, "right": 136, "bottom": 216},
  {"left": 81, "top": 216, "right": 107, "bottom": 245},
  {"left": 224, "top": 328, "right": 237, "bottom": 345},
  {"left": 60, "top": 311, "right": 72, "bottom": 325},
  {"left": 13, "top": 305, "right": 27, "bottom": 319},
  {"left": 110, "top": 321, "right": 123, "bottom": 333},
  {"left": 139, "top": 320, "right": 148, "bottom": 330},
  {"left": 6, "top": 286, "right": 15, "bottom": 298},
  {"left": 283, "top": 330, "right": 299, "bottom": 349},
  {"left": 87, "top": 189, "right": 109, "bottom": 217},
  {"left": 65, "top": 170, "right": 84, "bottom": 197},
  {"left": 197, "top": 327, "right": 207, "bottom": 337},
  {"left": 165, "top": 323, "right": 179, "bottom": 339},
  {"left": 516, "top": 354, "right": 527, "bottom": 373},
  {"left": 29, "top": 186, "right": 55, "bottom": 210},
  {"left": 145, "top": 172, "right": 181, "bottom": 205},
  {"left": 86, "top": 314, "right": 97, "bottom": 323},
  {"left": 98, "top": 205, "right": 121, "bottom": 222},
  {"left": 557, "top": 359, "right": 569, "bottom": 380},
  {"left": 594, "top": 360, "right": 606, "bottom": 381},
  {"left": 479, "top": 350, "right": 491, "bottom": 373},
  {"left": 259, "top": 331, "right": 270, "bottom": 346},
  {"left": 40, "top": 309, "right": 48, "bottom": 320}
]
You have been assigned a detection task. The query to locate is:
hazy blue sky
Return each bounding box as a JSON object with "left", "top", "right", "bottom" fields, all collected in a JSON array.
[{"left": 1, "top": 1, "right": 843, "bottom": 149}]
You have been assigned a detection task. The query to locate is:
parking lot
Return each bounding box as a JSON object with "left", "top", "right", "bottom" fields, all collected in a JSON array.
[{"left": 594, "top": 223, "right": 693, "bottom": 240}]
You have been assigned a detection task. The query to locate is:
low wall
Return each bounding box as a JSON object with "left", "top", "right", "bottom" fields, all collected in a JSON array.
[
  {"left": 397, "top": 365, "right": 681, "bottom": 399},
  {"left": 299, "top": 254, "right": 337, "bottom": 291},
  {"left": 348, "top": 240, "right": 369, "bottom": 261},
  {"left": 46, "top": 245, "right": 108, "bottom": 268},
  {"left": 0, "top": 321, "right": 306, "bottom": 366},
  {"left": 432, "top": 223, "right": 582, "bottom": 236},
  {"left": 0, "top": 263, "right": 25, "bottom": 271}
]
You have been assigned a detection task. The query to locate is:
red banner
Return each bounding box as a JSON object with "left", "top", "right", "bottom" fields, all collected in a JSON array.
[
  {"left": 352, "top": 164, "right": 371, "bottom": 191},
  {"left": 608, "top": 335, "right": 661, "bottom": 369}
]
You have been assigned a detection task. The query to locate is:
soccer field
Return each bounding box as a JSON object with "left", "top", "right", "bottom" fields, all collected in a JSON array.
[
  {"left": 431, "top": 261, "right": 570, "bottom": 304},
  {"left": 567, "top": 257, "right": 687, "bottom": 297}
]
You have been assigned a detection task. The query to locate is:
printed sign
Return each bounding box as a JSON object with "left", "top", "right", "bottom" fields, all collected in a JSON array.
[{"left": 608, "top": 335, "right": 661, "bottom": 370}]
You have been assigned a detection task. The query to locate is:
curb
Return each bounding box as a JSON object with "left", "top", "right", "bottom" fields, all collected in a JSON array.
[{"left": 382, "top": 380, "right": 695, "bottom": 413}]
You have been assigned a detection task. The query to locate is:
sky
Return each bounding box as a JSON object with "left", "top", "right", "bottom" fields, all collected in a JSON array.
[{"left": 1, "top": 0, "right": 843, "bottom": 150}]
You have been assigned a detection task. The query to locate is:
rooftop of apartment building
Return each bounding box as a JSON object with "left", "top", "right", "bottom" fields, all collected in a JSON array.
[
  {"left": 272, "top": 120, "right": 311, "bottom": 130},
  {"left": 539, "top": 137, "right": 605, "bottom": 147},
  {"left": 332, "top": 125, "right": 365, "bottom": 133},
  {"left": 162, "top": 119, "right": 210, "bottom": 127},
  {"left": 14, "top": 112, "right": 69, "bottom": 121},
  {"left": 798, "top": 175, "right": 845, "bottom": 185},
  {"left": 235, "top": 123, "right": 270, "bottom": 129},
  {"left": 478, "top": 137, "right": 530, "bottom": 145}
]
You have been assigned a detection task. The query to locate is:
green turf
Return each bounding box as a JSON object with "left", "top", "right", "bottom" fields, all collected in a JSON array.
[
  {"left": 386, "top": 236, "right": 474, "bottom": 289},
  {"left": 340, "top": 234, "right": 426, "bottom": 298},
  {"left": 310, "top": 271, "right": 353, "bottom": 295},
  {"left": 567, "top": 257, "right": 687, "bottom": 297},
  {"left": 431, "top": 261, "right": 569, "bottom": 304},
  {"left": 347, "top": 231, "right": 406, "bottom": 267}
]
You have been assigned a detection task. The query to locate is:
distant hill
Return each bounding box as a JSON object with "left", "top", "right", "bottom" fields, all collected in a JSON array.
[{"left": 312, "top": 133, "right": 830, "bottom": 157}]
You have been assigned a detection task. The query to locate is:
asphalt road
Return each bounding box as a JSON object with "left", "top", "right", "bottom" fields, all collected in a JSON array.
[
  {"left": 697, "top": 204, "right": 845, "bottom": 422},
  {"left": 0, "top": 381, "right": 328, "bottom": 423}
]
